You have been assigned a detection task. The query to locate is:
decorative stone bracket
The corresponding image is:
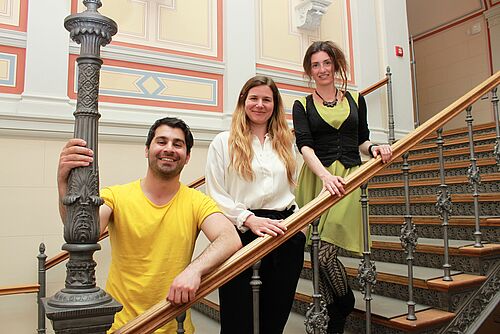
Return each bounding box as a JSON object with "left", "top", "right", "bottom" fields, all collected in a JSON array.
[{"left": 295, "top": 0, "right": 333, "bottom": 31}]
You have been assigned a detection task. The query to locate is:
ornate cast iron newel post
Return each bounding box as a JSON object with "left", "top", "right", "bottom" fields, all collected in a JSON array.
[{"left": 42, "top": 2, "right": 121, "bottom": 333}]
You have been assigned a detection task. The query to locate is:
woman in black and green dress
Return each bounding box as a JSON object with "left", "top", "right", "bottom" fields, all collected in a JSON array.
[{"left": 292, "top": 40, "right": 392, "bottom": 334}]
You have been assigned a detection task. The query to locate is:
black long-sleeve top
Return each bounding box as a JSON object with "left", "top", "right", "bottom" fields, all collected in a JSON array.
[{"left": 292, "top": 91, "right": 370, "bottom": 168}]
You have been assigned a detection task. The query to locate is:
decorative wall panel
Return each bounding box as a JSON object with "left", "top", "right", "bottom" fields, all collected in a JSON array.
[
  {"left": 407, "top": 0, "right": 484, "bottom": 38},
  {"left": 0, "top": 45, "right": 24, "bottom": 94},
  {"left": 0, "top": 0, "right": 26, "bottom": 31},
  {"left": 75, "top": 0, "right": 222, "bottom": 61},
  {"left": 277, "top": 83, "right": 311, "bottom": 115},
  {"left": 256, "top": 0, "right": 354, "bottom": 84},
  {"left": 68, "top": 56, "right": 222, "bottom": 112}
]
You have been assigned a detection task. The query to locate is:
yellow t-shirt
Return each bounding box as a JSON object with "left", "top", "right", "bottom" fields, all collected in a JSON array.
[{"left": 101, "top": 180, "right": 221, "bottom": 333}]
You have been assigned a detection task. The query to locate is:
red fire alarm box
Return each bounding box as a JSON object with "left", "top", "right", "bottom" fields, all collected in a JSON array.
[{"left": 395, "top": 46, "right": 403, "bottom": 57}]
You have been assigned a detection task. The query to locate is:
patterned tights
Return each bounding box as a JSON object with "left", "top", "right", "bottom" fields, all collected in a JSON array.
[{"left": 316, "top": 241, "right": 349, "bottom": 303}]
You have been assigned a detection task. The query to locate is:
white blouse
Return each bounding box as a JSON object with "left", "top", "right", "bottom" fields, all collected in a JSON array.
[{"left": 205, "top": 131, "right": 297, "bottom": 232}]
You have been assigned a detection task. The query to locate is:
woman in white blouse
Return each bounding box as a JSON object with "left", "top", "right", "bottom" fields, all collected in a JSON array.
[{"left": 206, "top": 75, "right": 306, "bottom": 334}]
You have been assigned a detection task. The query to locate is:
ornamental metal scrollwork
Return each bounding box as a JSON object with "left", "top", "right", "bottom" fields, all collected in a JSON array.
[
  {"left": 467, "top": 165, "right": 481, "bottom": 187},
  {"left": 440, "top": 262, "right": 500, "bottom": 334},
  {"left": 304, "top": 299, "right": 329, "bottom": 334},
  {"left": 358, "top": 258, "right": 377, "bottom": 292},
  {"left": 436, "top": 189, "right": 452, "bottom": 220},
  {"left": 494, "top": 141, "right": 500, "bottom": 171},
  {"left": 400, "top": 219, "right": 418, "bottom": 253}
]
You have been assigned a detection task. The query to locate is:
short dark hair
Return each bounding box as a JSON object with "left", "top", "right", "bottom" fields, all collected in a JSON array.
[{"left": 145, "top": 117, "right": 194, "bottom": 154}]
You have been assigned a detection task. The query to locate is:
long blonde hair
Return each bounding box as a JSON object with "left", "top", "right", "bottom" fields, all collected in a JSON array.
[{"left": 228, "top": 75, "right": 296, "bottom": 184}]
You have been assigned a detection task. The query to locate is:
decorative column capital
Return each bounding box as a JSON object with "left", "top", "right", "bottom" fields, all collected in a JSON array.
[
  {"left": 64, "top": 1, "right": 117, "bottom": 57},
  {"left": 295, "top": 0, "right": 333, "bottom": 31}
]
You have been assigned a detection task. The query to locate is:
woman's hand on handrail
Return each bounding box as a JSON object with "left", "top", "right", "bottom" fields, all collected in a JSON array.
[{"left": 243, "top": 215, "right": 287, "bottom": 237}]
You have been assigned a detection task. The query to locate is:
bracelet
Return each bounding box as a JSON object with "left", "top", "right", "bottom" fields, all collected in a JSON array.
[{"left": 368, "top": 144, "right": 379, "bottom": 158}]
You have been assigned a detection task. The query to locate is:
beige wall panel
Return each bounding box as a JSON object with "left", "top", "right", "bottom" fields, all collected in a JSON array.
[
  {"left": 100, "top": 71, "right": 143, "bottom": 93},
  {"left": 407, "top": 0, "right": 483, "bottom": 36},
  {"left": 261, "top": 1, "right": 301, "bottom": 63},
  {"left": 0, "top": 294, "right": 38, "bottom": 334},
  {"left": 415, "top": 17, "right": 491, "bottom": 129},
  {"left": 158, "top": 1, "right": 210, "bottom": 47},
  {"left": 320, "top": 0, "right": 347, "bottom": 51},
  {"left": 281, "top": 93, "right": 299, "bottom": 112},
  {"left": 258, "top": 0, "right": 303, "bottom": 68},
  {"left": 0, "top": 138, "right": 45, "bottom": 187},
  {"left": 160, "top": 78, "right": 213, "bottom": 99},
  {"left": 93, "top": 0, "right": 147, "bottom": 38},
  {"left": 83, "top": 0, "right": 218, "bottom": 57},
  {"left": 0, "top": 235, "right": 44, "bottom": 284},
  {"left": 257, "top": 0, "right": 349, "bottom": 73},
  {"left": 0, "top": 0, "right": 20, "bottom": 27},
  {"left": 0, "top": 187, "right": 60, "bottom": 237},
  {"left": 0, "top": 58, "right": 9, "bottom": 80}
]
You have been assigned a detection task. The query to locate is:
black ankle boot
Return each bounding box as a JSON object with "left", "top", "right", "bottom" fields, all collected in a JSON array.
[{"left": 326, "top": 287, "right": 355, "bottom": 334}]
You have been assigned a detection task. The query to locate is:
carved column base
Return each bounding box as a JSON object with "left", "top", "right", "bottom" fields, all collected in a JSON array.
[
  {"left": 42, "top": 298, "right": 122, "bottom": 334},
  {"left": 42, "top": 243, "right": 122, "bottom": 333}
]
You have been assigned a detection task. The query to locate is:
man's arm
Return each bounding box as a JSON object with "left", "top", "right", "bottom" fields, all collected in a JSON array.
[
  {"left": 167, "top": 212, "right": 242, "bottom": 305},
  {"left": 57, "top": 138, "right": 111, "bottom": 234}
]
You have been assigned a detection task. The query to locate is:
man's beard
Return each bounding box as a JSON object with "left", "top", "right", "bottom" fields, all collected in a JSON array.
[{"left": 148, "top": 156, "right": 184, "bottom": 180}]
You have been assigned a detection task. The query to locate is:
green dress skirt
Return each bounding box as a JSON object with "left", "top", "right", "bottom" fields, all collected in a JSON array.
[{"left": 295, "top": 94, "right": 369, "bottom": 255}]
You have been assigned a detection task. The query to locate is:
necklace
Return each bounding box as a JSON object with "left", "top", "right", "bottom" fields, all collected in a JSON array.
[{"left": 315, "top": 89, "right": 337, "bottom": 107}]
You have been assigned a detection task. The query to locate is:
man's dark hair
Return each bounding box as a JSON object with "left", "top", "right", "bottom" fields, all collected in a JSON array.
[{"left": 145, "top": 117, "right": 194, "bottom": 154}]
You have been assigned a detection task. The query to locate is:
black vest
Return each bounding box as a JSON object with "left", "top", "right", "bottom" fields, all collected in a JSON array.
[{"left": 304, "top": 92, "right": 362, "bottom": 168}]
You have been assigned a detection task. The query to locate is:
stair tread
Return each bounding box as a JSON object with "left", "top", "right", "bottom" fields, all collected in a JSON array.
[
  {"left": 369, "top": 172, "right": 500, "bottom": 188},
  {"left": 303, "top": 253, "right": 461, "bottom": 281},
  {"left": 375, "top": 157, "right": 496, "bottom": 176},
  {"left": 421, "top": 122, "right": 496, "bottom": 140},
  {"left": 296, "top": 278, "right": 433, "bottom": 319},
  {"left": 369, "top": 215, "right": 500, "bottom": 226},
  {"left": 370, "top": 235, "right": 500, "bottom": 256},
  {"left": 412, "top": 132, "right": 496, "bottom": 151},
  {"left": 369, "top": 192, "right": 498, "bottom": 204},
  {"left": 371, "top": 235, "right": 474, "bottom": 247},
  {"left": 393, "top": 143, "right": 495, "bottom": 163}
]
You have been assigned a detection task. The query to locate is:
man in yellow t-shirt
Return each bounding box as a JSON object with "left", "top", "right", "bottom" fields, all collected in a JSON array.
[{"left": 57, "top": 117, "right": 242, "bottom": 333}]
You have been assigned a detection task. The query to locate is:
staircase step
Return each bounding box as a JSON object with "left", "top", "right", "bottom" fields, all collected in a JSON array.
[
  {"left": 392, "top": 143, "right": 495, "bottom": 164},
  {"left": 338, "top": 236, "right": 500, "bottom": 274},
  {"left": 368, "top": 193, "right": 498, "bottom": 216},
  {"left": 370, "top": 215, "right": 500, "bottom": 226},
  {"left": 191, "top": 309, "right": 220, "bottom": 333},
  {"left": 369, "top": 193, "right": 498, "bottom": 205},
  {"left": 294, "top": 279, "right": 454, "bottom": 333},
  {"left": 369, "top": 215, "right": 500, "bottom": 242},
  {"left": 369, "top": 173, "right": 500, "bottom": 189},
  {"left": 301, "top": 253, "right": 486, "bottom": 311},
  {"left": 421, "top": 122, "right": 496, "bottom": 142},
  {"left": 370, "top": 235, "right": 499, "bottom": 255},
  {"left": 412, "top": 132, "right": 496, "bottom": 151},
  {"left": 303, "top": 254, "right": 463, "bottom": 290},
  {"left": 375, "top": 157, "right": 497, "bottom": 177}
]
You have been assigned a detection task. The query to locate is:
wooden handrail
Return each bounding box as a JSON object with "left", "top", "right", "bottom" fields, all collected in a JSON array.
[
  {"left": 115, "top": 71, "right": 499, "bottom": 334},
  {"left": 360, "top": 77, "right": 389, "bottom": 96},
  {"left": 0, "top": 284, "right": 40, "bottom": 296},
  {"left": 44, "top": 177, "right": 205, "bottom": 270}
]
